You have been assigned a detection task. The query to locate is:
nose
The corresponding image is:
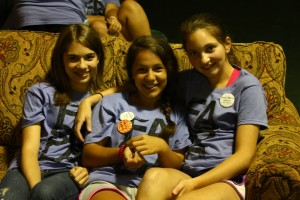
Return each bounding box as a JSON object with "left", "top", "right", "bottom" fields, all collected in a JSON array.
[
  {"left": 78, "top": 58, "right": 88, "bottom": 69},
  {"left": 145, "top": 70, "right": 155, "bottom": 81},
  {"left": 200, "top": 53, "right": 210, "bottom": 64}
]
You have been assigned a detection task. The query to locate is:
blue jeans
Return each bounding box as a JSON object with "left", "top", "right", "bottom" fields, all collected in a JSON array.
[{"left": 0, "top": 168, "right": 80, "bottom": 200}]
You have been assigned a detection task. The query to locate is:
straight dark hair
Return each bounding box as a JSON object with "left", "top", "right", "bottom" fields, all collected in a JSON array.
[{"left": 46, "top": 24, "right": 105, "bottom": 105}]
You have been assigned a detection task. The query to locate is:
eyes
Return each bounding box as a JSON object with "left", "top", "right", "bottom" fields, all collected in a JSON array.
[
  {"left": 67, "top": 53, "right": 97, "bottom": 62},
  {"left": 187, "top": 44, "right": 216, "bottom": 57},
  {"left": 135, "top": 64, "right": 166, "bottom": 73}
]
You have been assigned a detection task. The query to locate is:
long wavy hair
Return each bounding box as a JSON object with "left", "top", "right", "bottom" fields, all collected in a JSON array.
[
  {"left": 46, "top": 24, "right": 105, "bottom": 105},
  {"left": 126, "top": 35, "right": 179, "bottom": 141}
]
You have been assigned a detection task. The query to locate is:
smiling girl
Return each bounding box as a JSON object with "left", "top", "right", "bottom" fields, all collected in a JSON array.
[
  {"left": 136, "top": 13, "right": 268, "bottom": 200},
  {"left": 78, "top": 36, "right": 191, "bottom": 200},
  {"left": 0, "top": 24, "right": 104, "bottom": 200}
]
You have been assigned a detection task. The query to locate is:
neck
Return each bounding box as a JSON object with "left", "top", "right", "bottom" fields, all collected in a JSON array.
[
  {"left": 130, "top": 93, "right": 160, "bottom": 109},
  {"left": 209, "top": 63, "right": 234, "bottom": 89}
]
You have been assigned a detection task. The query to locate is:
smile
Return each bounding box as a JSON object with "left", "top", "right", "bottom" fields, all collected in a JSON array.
[
  {"left": 75, "top": 72, "right": 89, "bottom": 78},
  {"left": 143, "top": 84, "right": 158, "bottom": 89}
]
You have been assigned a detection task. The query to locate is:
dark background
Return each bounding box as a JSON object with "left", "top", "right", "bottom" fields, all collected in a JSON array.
[
  {"left": 1, "top": 0, "right": 299, "bottom": 111},
  {"left": 140, "top": 0, "right": 300, "bottom": 112}
]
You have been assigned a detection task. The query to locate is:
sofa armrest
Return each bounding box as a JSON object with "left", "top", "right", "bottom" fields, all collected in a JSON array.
[
  {"left": 246, "top": 126, "right": 300, "bottom": 199},
  {"left": 0, "top": 146, "right": 9, "bottom": 180}
]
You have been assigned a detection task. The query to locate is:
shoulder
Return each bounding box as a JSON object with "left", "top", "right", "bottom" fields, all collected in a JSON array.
[
  {"left": 100, "top": 92, "right": 128, "bottom": 107},
  {"left": 102, "top": 92, "right": 125, "bottom": 101},
  {"left": 27, "top": 82, "right": 54, "bottom": 94},
  {"left": 239, "top": 68, "right": 261, "bottom": 85}
]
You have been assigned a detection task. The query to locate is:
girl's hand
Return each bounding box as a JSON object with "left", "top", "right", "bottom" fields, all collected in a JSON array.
[
  {"left": 69, "top": 166, "right": 89, "bottom": 188},
  {"left": 126, "top": 134, "right": 169, "bottom": 156},
  {"left": 172, "top": 179, "right": 197, "bottom": 197},
  {"left": 107, "top": 16, "right": 122, "bottom": 36},
  {"left": 74, "top": 98, "right": 93, "bottom": 142},
  {"left": 123, "top": 146, "right": 145, "bottom": 169}
]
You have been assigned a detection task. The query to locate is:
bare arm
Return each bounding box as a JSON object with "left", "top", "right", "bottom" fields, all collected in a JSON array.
[
  {"left": 74, "top": 86, "right": 126, "bottom": 142},
  {"left": 105, "top": 3, "right": 122, "bottom": 35},
  {"left": 21, "top": 123, "right": 41, "bottom": 189},
  {"left": 83, "top": 137, "right": 121, "bottom": 168}
]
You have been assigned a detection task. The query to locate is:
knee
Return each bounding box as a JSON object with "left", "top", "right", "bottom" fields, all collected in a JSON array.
[
  {"left": 119, "top": 0, "right": 141, "bottom": 13},
  {"left": 90, "top": 20, "right": 108, "bottom": 36},
  {"left": 143, "top": 167, "right": 169, "bottom": 183},
  {"left": 30, "top": 183, "right": 54, "bottom": 200}
]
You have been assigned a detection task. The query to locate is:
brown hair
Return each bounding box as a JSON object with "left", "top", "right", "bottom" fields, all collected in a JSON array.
[
  {"left": 46, "top": 24, "right": 105, "bottom": 105},
  {"left": 180, "top": 13, "right": 239, "bottom": 65},
  {"left": 126, "top": 35, "right": 179, "bottom": 141}
]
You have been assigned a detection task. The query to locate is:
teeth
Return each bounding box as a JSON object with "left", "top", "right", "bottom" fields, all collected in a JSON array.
[
  {"left": 144, "top": 84, "right": 156, "bottom": 88},
  {"left": 77, "top": 72, "right": 88, "bottom": 77}
]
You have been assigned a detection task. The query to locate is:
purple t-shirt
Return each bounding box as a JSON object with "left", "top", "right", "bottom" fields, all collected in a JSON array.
[
  {"left": 4, "top": 0, "right": 87, "bottom": 29},
  {"left": 85, "top": 92, "right": 191, "bottom": 187},
  {"left": 8, "top": 82, "right": 89, "bottom": 171},
  {"left": 179, "top": 67, "right": 268, "bottom": 177}
]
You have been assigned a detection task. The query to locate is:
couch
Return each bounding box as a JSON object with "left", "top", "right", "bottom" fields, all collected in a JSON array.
[{"left": 0, "top": 30, "right": 299, "bottom": 199}]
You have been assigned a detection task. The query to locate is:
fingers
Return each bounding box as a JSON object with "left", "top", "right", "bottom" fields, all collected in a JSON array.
[
  {"left": 123, "top": 146, "right": 134, "bottom": 163},
  {"left": 172, "top": 184, "right": 182, "bottom": 196},
  {"left": 126, "top": 135, "right": 163, "bottom": 156},
  {"left": 70, "top": 167, "right": 89, "bottom": 188},
  {"left": 126, "top": 135, "right": 145, "bottom": 147},
  {"left": 74, "top": 120, "right": 85, "bottom": 143},
  {"left": 123, "top": 147, "right": 145, "bottom": 169},
  {"left": 107, "top": 18, "right": 122, "bottom": 36},
  {"left": 85, "top": 118, "right": 92, "bottom": 133}
]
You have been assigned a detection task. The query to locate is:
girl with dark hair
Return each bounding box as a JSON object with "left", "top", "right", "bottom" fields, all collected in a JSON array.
[
  {"left": 78, "top": 35, "right": 191, "bottom": 200},
  {"left": 0, "top": 24, "right": 105, "bottom": 200}
]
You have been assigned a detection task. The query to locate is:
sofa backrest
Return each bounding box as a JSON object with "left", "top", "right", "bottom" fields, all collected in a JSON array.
[{"left": 0, "top": 30, "right": 289, "bottom": 147}]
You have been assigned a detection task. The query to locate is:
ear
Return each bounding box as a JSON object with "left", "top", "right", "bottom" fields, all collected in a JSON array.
[{"left": 224, "top": 36, "right": 232, "bottom": 53}]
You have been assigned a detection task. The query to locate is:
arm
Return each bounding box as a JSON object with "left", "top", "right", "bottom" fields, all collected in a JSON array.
[
  {"left": 87, "top": 15, "right": 105, "bottom": 23},
  {"left": 21, "top": 123, "right": 41, "bottom": 189},
  {"left": 173, "top": 124, "right": 259, "bottom": 195},
  {"left": 105, "top": 3, "right": 122, "bottom": 35},
  {"left": 74, "top": 86, "right": 125, "bottom": 142},
  {"left": 82, "top": 137, "right": 121, "bottom": 168}
]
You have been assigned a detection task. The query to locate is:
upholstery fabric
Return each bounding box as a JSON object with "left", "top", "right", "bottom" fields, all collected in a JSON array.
[{"left": 0, "top": 30, "right": 299, "bottom": 199}]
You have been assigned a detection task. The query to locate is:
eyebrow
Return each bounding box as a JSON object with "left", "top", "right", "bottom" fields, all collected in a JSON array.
[{"left": 66, "top": 53, "right": 96, "bottom": 56}]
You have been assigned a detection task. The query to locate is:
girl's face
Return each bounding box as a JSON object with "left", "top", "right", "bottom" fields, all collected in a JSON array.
[
  {"left": 63, "top": 42, "right": 99, "bottom": 92},
  {"left": 185, "top": 28, "right": 231, "bottom": 80},
  {"left": 131, "top": 50, "right": 167, "bottom": 107}
]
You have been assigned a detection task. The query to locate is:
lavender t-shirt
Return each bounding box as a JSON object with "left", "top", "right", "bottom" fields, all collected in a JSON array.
[
  {"left": 85, "top": 92, "right": 191, "bottom": 187},
  {"left": 8, "top": 82, "right": 89, "bottom": 171}
]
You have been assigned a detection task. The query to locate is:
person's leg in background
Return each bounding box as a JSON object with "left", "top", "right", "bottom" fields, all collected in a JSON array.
[{"left": 117, "top": 0, "right": 151, "bottom": 41}]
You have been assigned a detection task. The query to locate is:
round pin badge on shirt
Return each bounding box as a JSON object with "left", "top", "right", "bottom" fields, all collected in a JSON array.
[
  {"left": 220, "top": 93, "right": 235, "bottom": 108},
  {"left": 120, "top": 111, "right": 135, "bottom": 121},
  {"left": 117, "top": 119, "right": 133, "bottom": 134}
]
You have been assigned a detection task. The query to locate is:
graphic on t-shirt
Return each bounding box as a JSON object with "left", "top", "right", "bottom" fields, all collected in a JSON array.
[
  {"left": 85, "top": 0, "right": 105, "bottom": 15},
  {"left": 187, "top": 98, "right": 217, "bottom": 158},
  {"left": 39, "top": 105, "right": 82, "bottom": 164},
  {"left": 119, "top": 118, "right": 166, "bottom": 146}
]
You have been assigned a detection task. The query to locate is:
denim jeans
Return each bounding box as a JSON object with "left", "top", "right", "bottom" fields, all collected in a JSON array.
[{"left": 0, "top": 168, "right": 80, "bottom": 200}]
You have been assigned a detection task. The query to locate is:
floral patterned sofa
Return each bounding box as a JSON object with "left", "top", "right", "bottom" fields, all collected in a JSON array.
[{"left": 0, "top": 30, "right": 299, "bottom": 199}]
